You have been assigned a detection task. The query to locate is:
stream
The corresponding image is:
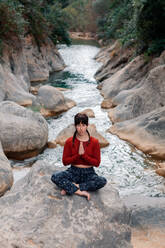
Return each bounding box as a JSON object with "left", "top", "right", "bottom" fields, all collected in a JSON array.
[{"left": 12, "top": 41, "right": 165, "bottom": 197}]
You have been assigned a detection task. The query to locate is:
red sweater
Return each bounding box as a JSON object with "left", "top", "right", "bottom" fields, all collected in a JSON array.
[{"left": 62, "top": 136, "right": 101, "bottom": 167}]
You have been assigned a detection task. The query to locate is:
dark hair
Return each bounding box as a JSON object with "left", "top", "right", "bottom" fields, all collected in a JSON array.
[
  {"left": 73, "top": 113, "right": 90, "bottom": 145},
  {"left": 74, "top": 113, "right": 88, "bottom": 126}
]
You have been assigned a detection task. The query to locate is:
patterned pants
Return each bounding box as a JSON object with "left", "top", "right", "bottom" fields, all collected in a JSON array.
[{"left": 51, "top": 165, "right": 107, "bottom": 195}]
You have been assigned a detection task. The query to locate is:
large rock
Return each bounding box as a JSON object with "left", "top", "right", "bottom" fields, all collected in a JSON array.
[
  {"left": 94, "top": 40, "right": 133, "bottom": 82},
  {"left": 38, "top": 85, "right": 76, "bottom": 117},
  {"left": 108, "top": 65, "right": 165, "bottom": 123},
  {"left": 0, "top": 43, "right": 35, "bottom": 106},
  {"left": 0, "top": 141, "right": 13, "bottom": 196},
  {"left": 80, "top": 108, "right": 95, "bottom": 118},
  {"left": 24, "top": 35, "right": 65, "bottom": 82},
  {"left": 123, "top": 195, "right": 165, "bottom": 248},
  {"left": 55, "top": 123, "right": 109, "bottom": 148},
  {"left": 123, "top": 194, "right": 165, "bottom": 228},
  {"left": 0, "top": 35, "right": 65, "bottom": 106},
  {"left": 100, "top": 55, "right": 146, "bottom": 101},
  {"left": 0, "top": 160, "right": 132, "bottom": 248},
  {"left": 108, "top": 106, "right": 165, "bottom": 159},
  {"left": 0, "top": 101, "right": 48, "bottom": 160}
]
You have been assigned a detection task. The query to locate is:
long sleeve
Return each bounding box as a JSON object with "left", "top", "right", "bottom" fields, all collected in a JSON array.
[
  {"left": 62, "top": 138, "right": 80, "bottom": 166},
  {"left": 82, "top": 139, "right": 101, "bottom": 167}
]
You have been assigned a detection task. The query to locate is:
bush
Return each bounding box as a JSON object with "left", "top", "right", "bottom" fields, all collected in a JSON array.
[
  {"left": 93, "top": 0, "right": 165, "bottom": 55},
  {"left": 0, "top": 0, "right": 71, "bottom": 49}
]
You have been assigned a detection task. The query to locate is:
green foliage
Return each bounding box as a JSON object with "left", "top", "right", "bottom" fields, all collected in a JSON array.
[
  {"left": 64, "top": 0, "right": 97, "bottom": 32},
  {"left": 136, "top": 0, "right": 165, "bottom": 55},
  {"left": 0, "top": 0, "right": 71, "bottom": 48},
  {"left": 93, "top": 0, "right": 165, "bottom": 55},
  {"left": 0, "top": 0, "right": 26, "bottom": 41},
  {"left": 42, "top": 2, "right": 71, "bottom": 45}
]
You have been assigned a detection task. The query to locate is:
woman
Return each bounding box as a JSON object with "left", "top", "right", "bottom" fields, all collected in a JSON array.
[{"left": 51, "top": 113, "right": 107, "bottom": 200}]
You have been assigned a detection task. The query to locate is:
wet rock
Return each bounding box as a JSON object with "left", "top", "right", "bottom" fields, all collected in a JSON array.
[
  {"left": 0, "top": 160, "right": 132, "bottom": 248},
  {"left": 0, "top": 101, "right": 48, "bottom": 160},
  {"left": 80, "top": 108, "right": 95, "bottom": 117},
  {"left": 55, "top": 124, "right": 109, "bottom": 148},
  {"left": 108, "top": 106, "right": 165, "bottom": 159},
  {"left": 0, "top": 141, "right": 13, "bottom": 196},
  {"left": 38, "top": 85, "right": 76, "bottom": 117}
]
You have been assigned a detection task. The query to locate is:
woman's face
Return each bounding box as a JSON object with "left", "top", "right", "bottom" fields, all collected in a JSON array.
[{"left": 76, "top": 122, "right": 88, "bottom": 136}]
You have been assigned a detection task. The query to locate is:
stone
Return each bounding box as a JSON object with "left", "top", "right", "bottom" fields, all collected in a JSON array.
[
  {"left": 38, "top": 85, "right": 76, "bottom": 117},
  {"left": 108, "top": 65, "right": 165, "bottom": 123},
  {"left": 94, "top": 41, "right": 134, "bottom": 82},
  {"left": 101, "top": 99, "right": 115, "bottom": 109},
  {"left": 0, "top": 101, "right": 48, "bottom": 160},
  {"left": 123, "top": 195, "right": 165, "bottom": 248},
  {"left": 0, "top": 58, "right": 35, "bottom": 106},
  {"left": 100, "top": 55, "right": 146, "bottom": 100},
  {"left": 47, "top": 140, "right": 57, "bottom": 149},
  {"left": 155, "top": 168, "right": 165, "bottom": 178},
  {"left": 157, "top": 162, "right": 165, "bottom": 169},
  {"left": 55, "top": 124, "right": 109, "bottom": 148},
  {"left": 80, "top": 108, "right": 95, "bottom": 117},
  {"left": 108, "top": 106, "right": 165, "bottom": 159},
  {"left": 24, "top": 35, "right": 66, "bottom": 83},
  {"left": 0, "top": 141, "right": 13, "bottom": 196},
  {"left": 0, "top": 160, "right": 132, "bottom": 248},
  {"left": 30, "top": 86, "right": 39, "bottom": 95},
  {"left": 0, "top": 35, "right": 65, "bottom": 107}
]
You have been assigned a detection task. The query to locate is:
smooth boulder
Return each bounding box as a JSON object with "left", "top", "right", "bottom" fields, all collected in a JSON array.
[
  {"left": 0, "top": 160, "right": 132, "bottom": 248},
  {"left": 0, "top": 141, "right": 13, "bottom": 196},
  {"left": 80, "top": 108, "right": 95, "bottom": 118},
  {"left": 108, "top": 106, "right": 165, "bottom": 159},
  {"left": 0, "top": 101, "right": 48, "bottom": 160},
  {"left": 108, "top": 65, "right": 165, "bottom": 123},
  {"left": 55, "top": 124, "right": 109, "bottom": 148},
  {"left": 38, "top": 85, "right": 76, "bottom": 117}
]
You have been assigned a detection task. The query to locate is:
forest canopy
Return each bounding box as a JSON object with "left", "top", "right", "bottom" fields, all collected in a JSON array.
[
  {"left": 0, "top": 0, "right": 71, "bottom": 47},
  {"left": 0, "top": 0, "right": 165, "bottom": 55}
]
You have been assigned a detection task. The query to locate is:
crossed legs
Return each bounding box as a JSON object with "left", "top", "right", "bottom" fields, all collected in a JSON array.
[{"left": 51, "top": 167, "right": 107, "bottom": 200}]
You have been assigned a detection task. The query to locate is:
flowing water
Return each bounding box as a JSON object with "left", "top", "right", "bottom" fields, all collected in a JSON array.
[{"left": 13, "top": 42, "right": 165, "bottom": 197}]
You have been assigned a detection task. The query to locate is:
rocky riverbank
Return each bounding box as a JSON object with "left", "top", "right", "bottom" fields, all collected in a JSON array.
[
  {"left": 0, "top": 35, "right": 76, "bottom": 195},
  {"left": 0, "top": 160, "right": 132, "bottom": 248},
  {"left": 95, "top": 41, "right": 165, "bottom": 167}
]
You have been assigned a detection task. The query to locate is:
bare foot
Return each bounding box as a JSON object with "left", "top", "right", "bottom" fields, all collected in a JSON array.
[
  {"left": 73, "top": 182, "right": 79, "bottom": 188},
  {"left": 61, "top": 189, "right": 66, "bottom": 196},
  {"left": 75, "top": 189, "right": 91, "bottom": 201}
]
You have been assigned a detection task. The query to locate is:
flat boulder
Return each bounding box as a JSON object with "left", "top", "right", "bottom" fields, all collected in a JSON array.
[
  {"left": 0, "top": 141, "right": 13, "bottom": 196},
  {"left": 38, "top": 85, "right": 76, "bottom": 117},
  {"left": 0, "top": 160, "right": 132, "bottom": 248},
  {"left": 0, "top": 101, "right": 48, "bottom": 160},
  {"left": 108, "top": 106, "right": 165, "bottom": 159},
  {"left": 55, "top": 124, "right": 109, "bottom": 148},
  {"left": 80, "top": 108, "right": 95, "bottom": 118}
]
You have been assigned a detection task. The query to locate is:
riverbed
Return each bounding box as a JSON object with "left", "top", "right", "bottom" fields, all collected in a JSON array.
[{"left": 13, "top": 42, "right": 165, "bottom": 197}]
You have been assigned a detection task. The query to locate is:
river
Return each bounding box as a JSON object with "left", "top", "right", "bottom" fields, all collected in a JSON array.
[{"left": 13, "top": 41, "right": 165, "bottom": 197}]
